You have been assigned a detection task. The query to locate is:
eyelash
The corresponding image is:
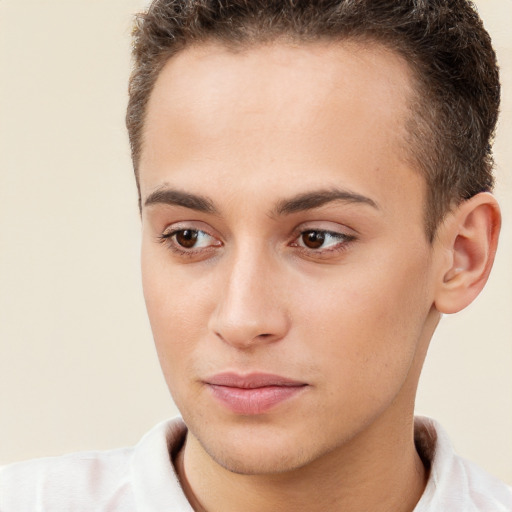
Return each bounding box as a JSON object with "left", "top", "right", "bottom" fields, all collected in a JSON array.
[
  {"left": 290, "top": 229, "right": 356, "bottom": 256},
  {"left": 157, "top": 227, "right": 356, "bottom": 259},
  {"left": 157, "top": 228, "right": 220, "bottom": 258}
]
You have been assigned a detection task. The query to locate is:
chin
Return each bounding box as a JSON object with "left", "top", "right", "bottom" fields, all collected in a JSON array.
[
  {"left": 188, "top": 418, "right": 321, "bottom": 476},
  {"left": 204, "top": 439, "right": 313, "bottom": 476}
]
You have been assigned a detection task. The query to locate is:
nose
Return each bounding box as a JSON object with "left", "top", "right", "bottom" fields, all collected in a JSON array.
[{"left": 208, "top": 247, "right": 290, "bottom": 349}]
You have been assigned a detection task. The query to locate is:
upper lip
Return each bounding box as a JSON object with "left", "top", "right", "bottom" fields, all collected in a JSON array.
[{"left": 205, "top": 372, "right": 307, "bottom": 389}]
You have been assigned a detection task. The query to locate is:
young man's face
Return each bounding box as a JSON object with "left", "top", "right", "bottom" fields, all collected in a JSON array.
[{"left": 139, "top": 42, "right": 442, "bottom": 474}]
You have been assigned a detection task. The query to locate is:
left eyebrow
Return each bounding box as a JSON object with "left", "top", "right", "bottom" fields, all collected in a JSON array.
[{"left": 272, "top": 188, "right": 379, "bottom": 216}]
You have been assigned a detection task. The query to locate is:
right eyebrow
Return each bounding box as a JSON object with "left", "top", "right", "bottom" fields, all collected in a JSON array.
[{"left": 143, "top": 187, "right": 218, "bottom": 214}]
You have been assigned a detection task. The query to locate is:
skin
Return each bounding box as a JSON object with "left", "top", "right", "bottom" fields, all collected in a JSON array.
[{"left": 138, "top": 41, "right": 500, "bottom": 512}]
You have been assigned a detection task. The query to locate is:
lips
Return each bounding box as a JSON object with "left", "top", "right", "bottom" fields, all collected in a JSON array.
[{"left": 205, "top": 372, "right": 307, "bottom": 415}]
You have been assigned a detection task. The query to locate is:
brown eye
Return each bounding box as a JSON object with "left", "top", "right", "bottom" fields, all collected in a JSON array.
[
  {"left": 175, "top": 229, "right": 198, "bottom": 248},
  {"left": 301, "top": 230, "right": 325, "bottom": 249}
]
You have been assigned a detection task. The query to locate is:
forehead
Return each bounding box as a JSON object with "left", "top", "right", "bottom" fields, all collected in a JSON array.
[
  {"left": 143, "top": 41, "right": 415, "bottom": 144},
  {"left": 140, "top": 40, "right": 423, "bottom": 217}
]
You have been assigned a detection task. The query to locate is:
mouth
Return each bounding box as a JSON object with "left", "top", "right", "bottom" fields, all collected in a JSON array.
[{"left": 204, "top": 372, "right": 308, "bottom": 415}]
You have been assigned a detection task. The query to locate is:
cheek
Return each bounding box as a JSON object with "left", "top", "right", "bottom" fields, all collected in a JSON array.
[
  {"left": 141, "top": 246, "right": 208, "bottom": 379},
  {"left": 143, "top": 269, "right": 206, "bottom": 411},
  {"left": 296, "top": 250, "right": 432, "bottom": 390},
  {"left": 142, "top": 237, "right": 211, "bottom": 327}
]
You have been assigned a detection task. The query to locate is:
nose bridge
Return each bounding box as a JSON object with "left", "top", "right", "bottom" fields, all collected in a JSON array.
[{"left": 209, "top": 241, "right": 289, "bottom": 348}]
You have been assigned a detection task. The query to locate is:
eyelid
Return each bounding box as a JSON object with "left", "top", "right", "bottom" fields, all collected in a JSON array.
[
  {"left": 157, "top": 222, "right": 223, "bottom": 259},
  {"left": 289, "top": 223, "right": 357, "bottom": 257},
  {"left": 291, "top": 220, "right": 357, "bottom": 239},
  {"left": 159, "top": 219, "right": 221, "bottom": 238},
  {"left": 292, "top": 229, "right": 354, "bottom": 247},
  {"left": 160, "top": 227, "right": 216, "bottom": 243}
]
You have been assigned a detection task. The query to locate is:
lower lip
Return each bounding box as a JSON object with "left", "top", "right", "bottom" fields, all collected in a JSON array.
[{"left": 208, "top": 384, "right": 306, "bottom": 415}]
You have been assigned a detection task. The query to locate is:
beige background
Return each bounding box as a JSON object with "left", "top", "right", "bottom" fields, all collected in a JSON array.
[{"left": 0, "top": 0, "right": 511, "bottom": 483}]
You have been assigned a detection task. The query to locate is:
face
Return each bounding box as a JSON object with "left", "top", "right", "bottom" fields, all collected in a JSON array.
[{"left": 139, "top": 41, "right": 441, "bottom": 475}]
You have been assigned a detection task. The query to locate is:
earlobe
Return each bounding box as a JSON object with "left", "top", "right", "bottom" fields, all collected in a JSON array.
[{"left": 434, "top": 193, "right": 501, "bottom": 314}]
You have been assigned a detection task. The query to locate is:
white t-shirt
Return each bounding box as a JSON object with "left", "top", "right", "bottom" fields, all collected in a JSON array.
[{"left": 1, "top": 416, "right": 510, "bottom": 511}]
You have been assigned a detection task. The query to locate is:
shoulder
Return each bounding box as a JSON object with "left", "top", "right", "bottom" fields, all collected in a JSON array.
[
  {"left": 414, "top": 416, "right": 512, "bottom": 511},
  {"left": 0, "top": 446, "right": 135, "bottom": 511},
  {"left": 0, "top": 417, "right": 190, "bottom": 512},
  {"left": 455, "top": 456, "right": 512, "bottom": 511}
]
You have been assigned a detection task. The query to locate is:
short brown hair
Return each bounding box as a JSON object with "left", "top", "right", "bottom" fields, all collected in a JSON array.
[{"left": 127, "top": 0, "right": 500, "bottom": 240}]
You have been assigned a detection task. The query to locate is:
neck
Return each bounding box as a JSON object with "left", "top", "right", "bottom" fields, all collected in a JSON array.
[{"left": 175, "top": 410, "right": 427, "bottom": 512}]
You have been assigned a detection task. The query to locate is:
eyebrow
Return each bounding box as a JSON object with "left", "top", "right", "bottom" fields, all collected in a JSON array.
[
  {"left": 143, "top": 186, "right": 378, "bottom": 216},
  {"left": 144, "top": 188, "right": 218, "bottom": 214},
  {"left": 273, "top": 188, "right": 379, "bottom": 216}
]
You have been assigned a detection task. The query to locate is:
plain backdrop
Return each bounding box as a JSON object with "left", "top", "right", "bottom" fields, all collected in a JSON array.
[{"left": 0, "top": 0, "right": 511, "bottom": 484}]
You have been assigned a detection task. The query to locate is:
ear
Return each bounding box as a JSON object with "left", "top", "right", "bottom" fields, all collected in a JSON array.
[{"left": 434, "top": 192, "right": 501, "bottom": 314}]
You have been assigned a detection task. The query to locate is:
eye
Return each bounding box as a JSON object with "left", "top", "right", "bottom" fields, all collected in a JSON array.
[
  {"left": 292, "top": 229, "right": 355, "bottom": 253},
  {"left": 174, "top": 229, "right": 201, "bottom": 248},
  {"left": 158, "top": 227, "right": 221, "bottom": 254},
  {"left": 301, "top": 230, "right": 328, "bottom": 249}
]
